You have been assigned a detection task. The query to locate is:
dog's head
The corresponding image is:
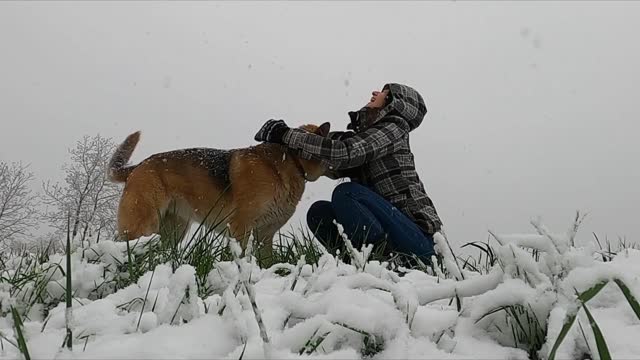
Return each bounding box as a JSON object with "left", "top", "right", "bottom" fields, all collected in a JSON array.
[{"left": 294, "top": 122, "right": 331, "bottom": 182}]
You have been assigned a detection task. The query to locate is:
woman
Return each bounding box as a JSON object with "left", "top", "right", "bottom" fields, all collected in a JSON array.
[{"left": 254, "top": 83, "right": 442, "bottom": 262}]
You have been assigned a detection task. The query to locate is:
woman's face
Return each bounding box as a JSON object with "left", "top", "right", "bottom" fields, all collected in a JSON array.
[{"left": 366, "top": 89, "right": 389, "bottom": 108}]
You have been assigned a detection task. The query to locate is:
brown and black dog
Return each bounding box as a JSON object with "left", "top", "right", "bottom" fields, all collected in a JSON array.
[{"left": 107, "top": 123, "right": 330, "bottom": 257}]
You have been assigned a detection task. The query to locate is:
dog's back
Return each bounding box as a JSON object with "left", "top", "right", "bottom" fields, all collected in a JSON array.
[{"left": 155, "top": 148, "right": 233, "bottom": 188}]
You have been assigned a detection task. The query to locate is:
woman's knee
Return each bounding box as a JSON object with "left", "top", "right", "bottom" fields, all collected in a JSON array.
[
  {"left": 306, "top": 200, "right": 333, "bottom": 229},
  {"left": 331, "top": 182, "right": 366, "bottom": 203}
]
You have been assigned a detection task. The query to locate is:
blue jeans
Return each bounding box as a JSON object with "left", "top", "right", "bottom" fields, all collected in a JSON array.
[{"left": 306, "top": 182, "right": 435, "bottom": 261}]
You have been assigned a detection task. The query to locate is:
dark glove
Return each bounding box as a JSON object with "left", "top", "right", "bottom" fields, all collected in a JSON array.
[
  {"left": 324, "top": 166, "right": 363, "bottom": 180},
  {"left": 254, "top": 119, "right": 290, "bottom": 144}
]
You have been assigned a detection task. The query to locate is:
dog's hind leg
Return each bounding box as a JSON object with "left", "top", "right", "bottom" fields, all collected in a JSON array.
[
  {"left": 159, "top": 208, "right": 190, "bottom": 245},
  {"left": 116, "top": 177, "right": 169, "bottom": 241},
  {"left": 117, "top": 198, "right": 160, "bottom": 241}
]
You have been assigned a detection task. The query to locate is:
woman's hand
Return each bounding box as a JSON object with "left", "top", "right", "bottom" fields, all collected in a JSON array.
[{"left": 254, "top": 119, "right": 290, "bottom": 144}]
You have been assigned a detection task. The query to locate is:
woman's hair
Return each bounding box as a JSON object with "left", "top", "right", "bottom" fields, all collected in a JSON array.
[{"left": 364, "top": 107, "right": 382, "bottom": 125}]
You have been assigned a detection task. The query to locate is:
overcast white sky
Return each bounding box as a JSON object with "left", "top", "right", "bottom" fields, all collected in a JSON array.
[{"left": 1, "top": 2, "right": 638, "bottom": 248}]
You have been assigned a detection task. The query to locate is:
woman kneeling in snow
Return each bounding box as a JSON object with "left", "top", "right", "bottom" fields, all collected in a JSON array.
[{"left": 254, "top": 83, "right": 442, "bottom": 263}]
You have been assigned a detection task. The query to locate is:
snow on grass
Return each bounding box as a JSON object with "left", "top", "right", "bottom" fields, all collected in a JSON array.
[{"left": 1, "top": 215, "right": 639, "bottom": 359}]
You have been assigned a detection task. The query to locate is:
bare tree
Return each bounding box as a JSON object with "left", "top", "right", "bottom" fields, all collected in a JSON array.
[
  {"left": 42, "top": 134, "right": 122, "bottom": 243},
  {"left": 0, "top": 161, "right": 38, "bottom": 243}
]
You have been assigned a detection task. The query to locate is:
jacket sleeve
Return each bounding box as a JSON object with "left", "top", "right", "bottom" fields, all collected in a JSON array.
[
  {"left": 322, "top": 131, "right": 358, "bottom": 179},
  {"left": 413, "top": 211, "right": 442, "bottom": 235},
  {"left": 282, "top": 121, "right": 406, "bottom": 170}
]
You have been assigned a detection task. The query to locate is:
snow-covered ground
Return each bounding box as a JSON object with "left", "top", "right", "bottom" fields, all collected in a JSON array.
[{"left": 1, "top": 218, "right": 639, "bottom": 359}]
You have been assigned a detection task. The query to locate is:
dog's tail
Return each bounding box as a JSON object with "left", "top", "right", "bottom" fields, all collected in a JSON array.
[{"left": 108, "top": 131, "right": 141, "bottom": 183}]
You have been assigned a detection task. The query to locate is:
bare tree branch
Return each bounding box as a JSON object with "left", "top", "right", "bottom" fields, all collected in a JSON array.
[
  {"left": 0, "top": 162, "right": 39, "bottom": 243},
  {"left": 40, "top": 134, "right": 121, "bottom": 242}
]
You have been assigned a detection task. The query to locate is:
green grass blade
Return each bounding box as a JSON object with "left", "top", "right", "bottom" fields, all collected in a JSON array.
[
  {"left": 125, "top": 239, "right": 134, "bottom": 282},
  {"left": 577, "top": 281, "right": 608, "bottom": 303},
  {"left": 137, "top": 267, "right": 156, "bottom": 331},
  {"left": 238, "top": 340, "right": 248, "bottom": 360},
  {"left": 455, "top": 293, "right": 462, "bottom": 312},
  {"left": 582, "top": 302, "right": 611, "bottom": 360},
  {"left": 65, "top": 211, "right": 73, "bottom": 350},
  {"left": 577, "top": 320, "right": 593, "bottom": 355},
  {"left": 0, "top": 329, "right": 19, "bottom": 350},
  {"left": 547, "top": 312, "right": 578, "bottom": 360},
  {"left": 461, "top": 241, "right": 492, "bottom": 258},
  {"left": 299, "top": 327, "right": 320, "bottom": 355},
  {"left": 549, "top": 282, "right": 610, "bottom": 360},
  {"left": 11, "top": 307, "right": 31, "bottom": 360},
  {"left": 474, "top": 305, "right": 512, "bottom": 324},
  {"left": 614, "top": 279, "right": 640, "bottom": 320}
]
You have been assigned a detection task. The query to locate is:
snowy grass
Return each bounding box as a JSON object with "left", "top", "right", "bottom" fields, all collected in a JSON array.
[{"left": 1, "top": 212, "right": 639, "bottom": 359}]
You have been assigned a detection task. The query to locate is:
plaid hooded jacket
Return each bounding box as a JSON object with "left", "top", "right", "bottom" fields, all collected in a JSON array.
[{"left": 282, "top": 83, "right": 443, "bottom": 235}]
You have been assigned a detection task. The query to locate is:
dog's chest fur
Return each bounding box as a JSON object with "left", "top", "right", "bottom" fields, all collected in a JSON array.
[
  {"left": 260, "top": 169, "right": 304, "bottom": 227},
  {"left": 242, "top": 145, "right": 306, "bottom": 228}
]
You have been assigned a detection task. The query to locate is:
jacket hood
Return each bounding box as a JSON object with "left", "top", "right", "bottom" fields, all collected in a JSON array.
[
  {"left": 347, "top": 83, "right": 427, "bottom": 133},
  {"left": 381, "top": 83, "right": 427, "bottom": 131}
]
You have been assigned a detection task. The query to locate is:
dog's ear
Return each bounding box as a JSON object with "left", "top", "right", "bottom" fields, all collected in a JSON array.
[{"left": 315, "top": 122, "right": 331, "bottom": 137}]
